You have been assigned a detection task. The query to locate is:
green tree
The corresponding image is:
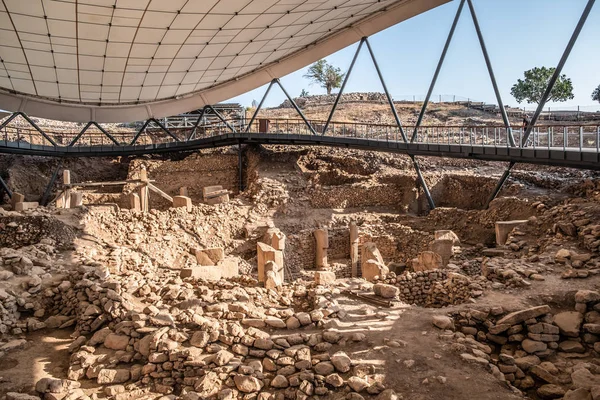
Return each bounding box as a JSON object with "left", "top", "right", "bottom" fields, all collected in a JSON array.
[
  {"left": 511, "top": 67, "right": 574, "bottom": 104},
  {"left": 299, "top": 89, "right": 309, "bottom": 97},
  {"left": 303, "top": 60, "right": 344, "bottom": 95},
  {"left": 592, "top": 84, "right": 600, "bottom": 104}
]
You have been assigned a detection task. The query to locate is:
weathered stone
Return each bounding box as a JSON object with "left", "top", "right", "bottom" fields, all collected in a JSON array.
[
  {"left": 330, "top": 351, "right": 352, "bottom": 373},
  {"left": 576, "top": 290, "right": 600, "bottom": 304},
  {"left": 495, "top": 220, "right": 527, "bottom": 245},
  {"left": 104, "top": 333, "right": 129, "bottom": 350},
  {"left": 554, "top": 312, "right": 584, "bottom": 337},
  {"left": 496, "top": 305, "right": 551, "bottom": 326},
  {"left": 522, "top": 339, "right": 547, "bottom": 354},
  {"left": 559, "top": 340, "right": 586, "bottom": 353},
  {"left": 97, "top": 369, "right": 130, "bottom": 384},
  {"left": 314, "top": 271, "right": 336, "bottom": 285},
  {"left": 432, "top": 315, "right": 455, "bottom": 331},
  {"left": 271, "top": 375, "right": 289, "bottom": 388},
  {"left": 537, "top": 384, "right": 566, "bottom": 399},
  {"left": 572, "top": 369, "right": 600, "bottom": 390},
  {"left": 347, "top": 376, "right": 369, "bottom": 392},
  {"left": 564, "top": 388, "right": 592, "bottom": 400},
  {"left": 373, "top": 284, "right": 399, "bottom": 299},
  {"left": 233, "top": 375, "right": 262, "bottom": 393},
  {"left": 326, "top": 373, "right": 344, "bottom": 387}
]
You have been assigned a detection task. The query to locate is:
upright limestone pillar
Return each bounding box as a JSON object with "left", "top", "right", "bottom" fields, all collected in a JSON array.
[
  {"left": 139, "top": 168, "right": 149, "bottom": 212},
  {"left": 314, "top": 228, "right": 329, "bottom": 270},
  {"left": 350, "top": 222, "right": 359, "bottom": 277}
]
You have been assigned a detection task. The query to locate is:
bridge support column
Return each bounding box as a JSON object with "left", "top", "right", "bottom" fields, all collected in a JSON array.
[
  {"left": 0, "top": 173, "right": 11, "bottom": 200},
  {"left": 238, "top": 142, "right": 244, "bottom": 192},
  {"left": 41, "top": 160, "right": 63, "bottom": 206},
  {"left": 486, "top": 161, "right": 515, "bottom": 209},
  {"left": 411, "top": 155, "right": 435, "bottom": 211}
]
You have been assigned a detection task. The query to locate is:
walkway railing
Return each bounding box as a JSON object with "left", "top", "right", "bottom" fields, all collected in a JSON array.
[{"left": 2, "top": 117, "right": 600, "bottom": 152}]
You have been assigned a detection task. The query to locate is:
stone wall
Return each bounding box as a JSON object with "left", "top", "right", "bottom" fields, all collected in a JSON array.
[
  {"left": 126, "top": 151, "right": 239, "bottom": 210},
  {"left": 0, "top": 215, "right": 76, "bottom": 249},
  {"left": 377, "top": 270, "right": 473, "bottom": 307},
  {"left": 279, "top": 93, "right": 388, "bottom": 109}
]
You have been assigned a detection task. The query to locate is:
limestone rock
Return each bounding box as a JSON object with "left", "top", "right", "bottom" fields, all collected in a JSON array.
[
  {"left": 554, "top": 311, "right": 584, "bottom": 337},
  {"left": 496, "top": 305, "right": 551, "bottom": 326},
  {"left": 373, "top": 284, "right": 399, "bottom": 299},
  {"left": 330, "top": 351, "right": 352, "bottom": 373},
  {"left": 432, "top": 315, "right": 455, "bottom": 331},
  {"left": 233, "top": 375, "right": 262, "bottom": 393}
]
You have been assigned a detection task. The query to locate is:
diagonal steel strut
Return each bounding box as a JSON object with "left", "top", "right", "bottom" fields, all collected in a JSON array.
[
  {"left": 322, "top": 38, "right": 365, "bottom": 135},
  {"left": 467, "top": 0, "right": 515, "bottom": 147},
  {"left": 412, "top": 0, "right": 465, "bottom": 143},
  {"left": 522, "top": 0, "right": 595, "bottom": 146}
]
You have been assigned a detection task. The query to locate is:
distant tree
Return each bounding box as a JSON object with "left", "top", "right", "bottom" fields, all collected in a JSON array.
[
  {"left": 592, "top": 84, "right": 600, "bottom": 104},
  {"left": 251, "top": 99, "right": 258, "bottom": 108},
  {"left": 299, "top": 89, "right": 309, "bottom": 97},
  {"left": 511, "top": 67, "right": 574, "bottom": 104},
  {"left": 303, "top": 60, "right": 344, "bottom": 95}
]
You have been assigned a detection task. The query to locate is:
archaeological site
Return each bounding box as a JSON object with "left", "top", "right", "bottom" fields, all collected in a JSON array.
[{"left": 1, "top": 94, "right": 600, "bottom": 400}]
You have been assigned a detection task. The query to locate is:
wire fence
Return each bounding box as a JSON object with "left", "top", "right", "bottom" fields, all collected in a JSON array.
[{"left": 391, "top": 94, "right": 600, "bottom": 113}]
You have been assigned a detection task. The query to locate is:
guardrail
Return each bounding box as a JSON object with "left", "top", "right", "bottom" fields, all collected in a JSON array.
[{"left": 1, "top": 117, "right": 599, "bottom": 152}]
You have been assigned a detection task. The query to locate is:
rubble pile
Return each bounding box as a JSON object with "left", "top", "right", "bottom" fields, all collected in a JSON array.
[{"left": 438, "top": 290, "right": 600, "bottom": 398}]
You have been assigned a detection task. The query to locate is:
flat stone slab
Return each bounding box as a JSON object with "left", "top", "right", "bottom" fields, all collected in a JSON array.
[{"left": 496, "top": 305, "right": 551, "bottom": 326}]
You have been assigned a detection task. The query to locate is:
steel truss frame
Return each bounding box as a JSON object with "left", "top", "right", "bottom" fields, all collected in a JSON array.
[
  {"left": 0, "top": 0, "right": 595, "bottom": 210},
  {"left": 320, "top": 36, "right": 435, "bottom": 210}
]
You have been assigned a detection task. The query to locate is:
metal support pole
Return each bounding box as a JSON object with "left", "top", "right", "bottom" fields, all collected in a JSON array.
[
  {"left": 522, "top": 0, "right": 595, "bottom": 145},
  {"left": 467, "top": 0, "right": 515, "bottom": 147},
  {"left": 150, "top": 118, "right": 181, "bottom": 142},
  {"left": 411, "top": 155, "right": 435, "bottom": 210},
  {"left": 69, "top": 121, "right": 119, "bottom": 146},
  {"left": 238, "top": 141, "right": 244, "bottom": 192},
  {"left": 0, "top": 112, "right": 58, "bottom": 146},
  {"left": 323, "top": 38, "right": 365, "bottom": 135},
  {"left": 275, "top": 79, "right": 317, "bottom": 135},
  {"left": 245, "top": 80, "right": 275, "bottom": 133},
  {"left": 130, "top": 120, "right": 151, "bottom": 145},
  {"left": 0, "top": 174, "right": 12, "bottom": 199},
  {"left": 412, "top": 0, "right": 465, "bottom": 142},
  {"left": 187, "top": 108, "right": 206, "bottom": 140},
  {"left": 91, "top": 122, "right": 120, "bottom": 145},
  {"left": 363, "top": 38, "right": 407, "bottom": 142},
  {"left": 206, "top": 105, "right": 236, "bottom": 133},
  {"left": 41, "top": 160, "right": 63, "bottom": 206},
  {"left": 485, "top": 161, "right": 515, "bottom": 209},
  {"left": 69, "top": 121, "right": 93, "bottom": 147}
]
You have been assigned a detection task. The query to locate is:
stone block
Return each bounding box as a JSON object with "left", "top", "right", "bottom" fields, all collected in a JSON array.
[
  {"left": 314, "top": 271, "right": 336, "bottom": 285},
  {"left": 172, "top": 195, "right": 192, "bottom": 212},
  {"left": 412, "top": 251, "right": 442, "bottom": 272},
  {"left": 263, "top": 228, "right": 286, "bottom": 251},
  {"left": 430, "top": 239, "right": 453, "bottom": 267},
  {"left": 195, "top": 247, "right": 224, "bottom": 266},
  {"left": 434, "top": 230, "right": 460, "bottom": 244},
  {"left": 218, "top": 257, "right": 239, "bottom": 278},
  {"left": 257, "top": 242, "right": 283, "bottom": 283},
  {"left": 180, "top": 266, "right": 222, "bottom": 281},
  {"left": 70, "top": 192, "right": 83, "bottom": 208},
  {"left": 495, "top": 220, "right": 528, "bottom": 246},
  {"left": 362, "top": 259, "right": 389, "bottom": 282},
  {"left": 205, "top": 193, "right": 229, "bottom": 205},
  {"left": 10, "top": 192, "right": 25, "bottom": 209},
  {"left": 14, "top": 202, "right": 39, "bottom": 211},
  {"left": 129, "top": 193, "right": 140, "bottom": 211},
  {"left": 202, "top": 185, "right": 223, "bottom": 198}
]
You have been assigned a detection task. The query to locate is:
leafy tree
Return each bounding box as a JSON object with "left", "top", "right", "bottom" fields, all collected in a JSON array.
[
  {"left": 511, "top": 67, "right": 574, "bottom": 104},
  {"left": 299, "top": 89, "right": 309, "bottom": 97},
  {"left": 303, "top": 60, "right": 344, "bottom": 95},
  {"left": 592, "top": 84, "right": 600, "bottom": 104}
]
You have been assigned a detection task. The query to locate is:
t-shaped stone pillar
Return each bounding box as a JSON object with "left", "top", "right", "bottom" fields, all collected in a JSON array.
[
  {"left": 350, "top": 222, "right": 359, "bottom": 277},
  {"left": 257, "top": 242, "right": 284, "bottom": 284},
  {"left": 314, "top": 228, "right": 329, "bottom": 270}
]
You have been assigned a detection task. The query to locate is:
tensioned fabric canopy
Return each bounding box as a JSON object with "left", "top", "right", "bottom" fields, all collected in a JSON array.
[{"left": 0, "top": 0, "right": 448, "bottom": 122}]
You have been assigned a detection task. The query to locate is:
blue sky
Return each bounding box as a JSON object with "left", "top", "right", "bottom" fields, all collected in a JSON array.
[{"left": 228, "top": 0, "right": 600, "bottom": 110}]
